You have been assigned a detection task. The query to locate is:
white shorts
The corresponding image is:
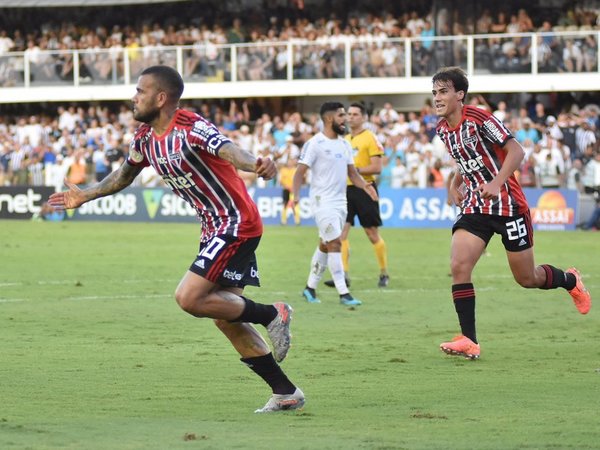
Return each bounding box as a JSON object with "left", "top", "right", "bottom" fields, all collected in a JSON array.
[{"left": 314, "top": 205, "right": 347, "bottom": 243}]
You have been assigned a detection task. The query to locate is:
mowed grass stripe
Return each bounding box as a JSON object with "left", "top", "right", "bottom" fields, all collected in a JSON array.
[{"left": 0, "top": 220, "right": 598, "bottom": 450}]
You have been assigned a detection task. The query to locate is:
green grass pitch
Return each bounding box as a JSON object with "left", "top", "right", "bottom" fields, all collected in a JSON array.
[{"left": 1, "top": 220, "right": 599, "bottom": 449}]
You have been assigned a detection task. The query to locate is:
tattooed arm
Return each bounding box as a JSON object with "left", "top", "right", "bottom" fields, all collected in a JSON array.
[
  {"left": 218, "top": 142, "right": 277, "bottom": 180},
  {"left": 48, "top": 161, "right": 142, "bottom": 210}
]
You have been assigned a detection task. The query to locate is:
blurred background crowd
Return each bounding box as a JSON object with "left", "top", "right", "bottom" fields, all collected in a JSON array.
[
  {"left": 1, "top": 0, "right": 600, "bottom": 229},
  {"left": 1, "top": 94, "right": 600, "bottom": 197},
  {"left": 1, "top": 0, "right": 600, "bottom": 86}
]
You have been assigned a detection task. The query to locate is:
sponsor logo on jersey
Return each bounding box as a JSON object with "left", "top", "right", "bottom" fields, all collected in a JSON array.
[
  {"left": 129, "top": 141, "right": 145, "bottom": 163},
  {"left": 456, "top": 155, "right": 485, "bottom": 174},
  {"left": 223, "top": 269, "right": 243, "bottom": 281},
  {"left": 483, "top": 120, "right": 505, "bottom": 142},
  {"left": 161, "top": 172, "right": 197, "bottom": 190},
  {"left": 190, "top": 120, "right": 211, "bottom": 138}
]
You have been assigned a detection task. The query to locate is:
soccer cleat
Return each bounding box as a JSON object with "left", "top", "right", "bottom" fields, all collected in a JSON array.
[
  {"left": 566, "top": 268, "right": 591, "bottom": 314},
  {"left": 340, "top": 293, "right": 362, "bottom": 306},
  {"left": 440, "top": 335, "right": 480, "bottom": 360},
  {"left": 255, "top": 388, "right": 305, "bottom": 413},
  {"left": 266, "top": 303, "right": 293, "bottom": 363},
  {"left": 324, "top": 277, "right": 351, "bottom": 288},
  {"left": 302, "top": 287, "right": 321, "bottom": 304},
  {"left": 378, "top": 274, "right": 389, "bottom": 288}
]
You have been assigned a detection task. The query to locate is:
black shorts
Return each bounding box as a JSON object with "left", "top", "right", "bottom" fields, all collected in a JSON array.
[
  {"left": 452, "top": 211, "right": 534, "bottom": 252},
  {"left": 189, "top": 234, "right": 261, "bottom": 287},
  {"left": 346, "top": 184, "right": 382, "bottom": 228},
  {"left": 282, "top": 188, "right": 291, "bottom": 204}
]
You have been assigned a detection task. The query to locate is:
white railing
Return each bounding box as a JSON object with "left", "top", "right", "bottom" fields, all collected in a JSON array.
[{"left": 0, "top": 29, "right": 598, "bottom": 100}]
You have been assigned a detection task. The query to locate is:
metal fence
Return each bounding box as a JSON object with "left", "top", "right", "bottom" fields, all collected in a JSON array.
[{"left": 0, "top": 30, "right": 598, "bottom": 88}]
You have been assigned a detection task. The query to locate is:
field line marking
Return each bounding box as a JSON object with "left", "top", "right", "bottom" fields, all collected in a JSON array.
[
  {"left": 65, "top": 293, "right": 172, "bottom": 301},
  {"left": 0, "top": 294, "right": 172, "bottom": 303}
]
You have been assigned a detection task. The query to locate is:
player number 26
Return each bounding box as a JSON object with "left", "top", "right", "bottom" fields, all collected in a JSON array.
[{"left": 506, "top": 217, "right": 527, "bottom": 241}]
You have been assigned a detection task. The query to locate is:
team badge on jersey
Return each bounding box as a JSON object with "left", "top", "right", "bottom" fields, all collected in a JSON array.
[
  {"left": 461, "top": 122, "right": 478, "bottom": 152},
  {"left": 129, "top": 141, "right": 144, "bottom": 164},
  {"left": 167, "top": 147, "right": 181, "bottom": 165}
]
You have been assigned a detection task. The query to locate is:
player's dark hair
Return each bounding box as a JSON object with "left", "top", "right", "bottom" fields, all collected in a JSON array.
[
  {"left": 141, "top": 65, "right": 184, "bottom": 101},
  {"left": 320, "top": 101, "right": 344, "bottom": 119},
  {"left": 432, "top": 66, "right": 469, "bottom": 98},
  {"left": 349, "top": 102, "right": 367, "bottom": 115}
]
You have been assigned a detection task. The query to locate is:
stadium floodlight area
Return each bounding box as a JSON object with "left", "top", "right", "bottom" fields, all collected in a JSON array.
[{"left": 0, "top": 30, "right": 598, "bottom": 103}]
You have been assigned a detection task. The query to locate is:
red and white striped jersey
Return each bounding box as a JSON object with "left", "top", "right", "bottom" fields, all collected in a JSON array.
[
  {"left": 127, "top": 109, "right": 262, "bottom": 241},
  {"left": 436, "top": 105, "right": 529, "bottom": 217}
]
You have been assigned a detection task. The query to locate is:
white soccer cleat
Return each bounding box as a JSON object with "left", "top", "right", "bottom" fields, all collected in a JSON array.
[
  {"left": 254, "top": 388, "right": 305, "bottom": 413},
  {"left": 266, "top": 302, "right": 293, "bottom": 362}
]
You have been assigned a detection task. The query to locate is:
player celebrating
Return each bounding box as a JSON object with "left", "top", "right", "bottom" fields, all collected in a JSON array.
[
  {"left": 48, "top": 65, "right": 304, "bottom": 412},
  {"left": 432, "top": 66, "right": 591, "bottom": 360},
  {"left": 323, "top": 102, "right": 389, "bottom": 289},
  {"left": 291, "top": 102, "right": 378, "bottom": 306}
]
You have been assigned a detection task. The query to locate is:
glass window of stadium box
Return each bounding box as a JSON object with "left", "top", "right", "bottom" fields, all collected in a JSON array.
[
  {"left": 293, "top": 41, "right": 346, "bottom": 79},
  {"left": 0, "top": 54, "right": 25, "bottom": 88},
  {"left": 182, "top": 43, "right": 231, "bottom": 83},
  {"left": 233, "top": 42, "right": 288, "bottom": 82},
  {"left": 350, "top": 39, "right": 406, "bottom": 78}
]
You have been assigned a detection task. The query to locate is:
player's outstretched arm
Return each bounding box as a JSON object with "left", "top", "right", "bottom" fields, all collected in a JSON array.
[
  {"left": 218, "top": 142, "right": 277, "bottom": 180},
  {"left": 348, "top": 165, "right": 378, "bottom": 201},
  {"left": 48, "top": 161, "right": 142, "bottom": 210}
]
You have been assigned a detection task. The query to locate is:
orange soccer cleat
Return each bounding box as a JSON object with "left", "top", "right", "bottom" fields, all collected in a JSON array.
[
  {"left": 566, "top": 268, "right": 591, "bottom": 314},
  {"left": 440, "top": 335, "right": 480, "bottom": 360}
]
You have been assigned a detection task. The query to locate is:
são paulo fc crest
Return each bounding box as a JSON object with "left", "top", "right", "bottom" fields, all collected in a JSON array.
[
  {"left": 461, "top": 124, "right": 478, "bottom": 152},
  {"left": 168, "top": 148, "right": 181, "bottom": 165}
]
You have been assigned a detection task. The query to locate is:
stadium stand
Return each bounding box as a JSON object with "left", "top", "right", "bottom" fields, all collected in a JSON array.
[{"left": 0, "top": 0, "right": 599, "bottom": 223}]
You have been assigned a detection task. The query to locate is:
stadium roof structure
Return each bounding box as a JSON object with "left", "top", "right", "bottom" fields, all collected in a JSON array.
[{"left": 3, "top": 0, "right": 186, "bottom": 6}]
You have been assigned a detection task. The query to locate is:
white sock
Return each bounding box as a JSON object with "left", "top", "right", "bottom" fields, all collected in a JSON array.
[
  {"left": 307, "top": 248, "right": 328, "bottom": 289},
  {"left": 328, "top": 252, "right": 349, "bottom": 295}
]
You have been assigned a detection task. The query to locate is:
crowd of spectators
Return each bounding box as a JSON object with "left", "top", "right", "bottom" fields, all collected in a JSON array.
[
  {"left": 1, "top": 95, "right": 600, "bottom": 208},
  {"left": 1, "top": 1, "right": 600, "bottom": 228},
  {"left": 1, "top": 2, "right": 600, "bottom": 86}
]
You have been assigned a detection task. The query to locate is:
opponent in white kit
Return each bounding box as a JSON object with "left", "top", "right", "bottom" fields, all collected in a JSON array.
[{"left": 291, "top": 101, "right": 378, "bottom": 306}]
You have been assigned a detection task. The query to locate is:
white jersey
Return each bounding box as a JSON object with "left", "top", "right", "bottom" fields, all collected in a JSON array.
[{"left": 299, "top": 132, "right": 354, "bottom": 209}]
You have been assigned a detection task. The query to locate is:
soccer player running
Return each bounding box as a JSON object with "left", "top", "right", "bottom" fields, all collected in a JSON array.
[
  {"left": 48, "top": 65, "right": 304, "bottom": 412},
  {"left": 291, "top": 102, "right": 378, "bottom": 306},
  {"left": 323, "top": 102, "right": 389, "bottom": 289},
  {"left": 432, "top": 67, "right": 591, "bottom": 360}
]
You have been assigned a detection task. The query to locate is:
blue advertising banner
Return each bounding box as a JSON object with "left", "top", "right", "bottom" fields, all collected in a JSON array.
[
  {"left": 59, "top": 186, "right": 578, "bottom": 231},
  {"left": 253, "top": 187, "right": 460, "bottom": 228},
  {"left": 248, "top": 187, "right": 579, "bottom": 231}
]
